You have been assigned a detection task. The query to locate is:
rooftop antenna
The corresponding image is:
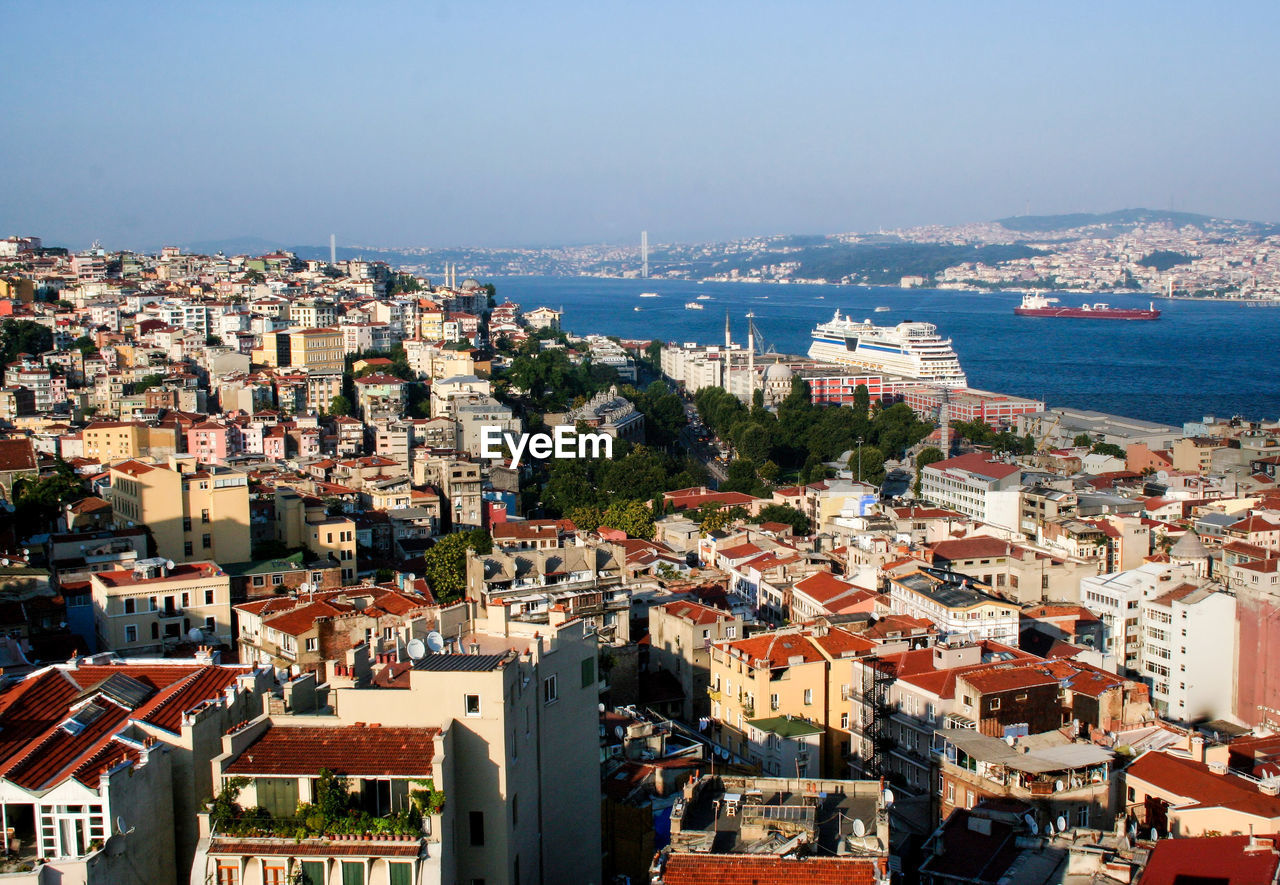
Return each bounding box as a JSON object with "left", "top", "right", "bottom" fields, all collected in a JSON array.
[{"left": 641, "top": 230, "right": 649, "bottom": 279}]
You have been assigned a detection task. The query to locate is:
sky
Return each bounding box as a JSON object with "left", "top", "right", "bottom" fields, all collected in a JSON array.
[{"left": 3, "top": 1, "right": 1278, "bottom": 251}]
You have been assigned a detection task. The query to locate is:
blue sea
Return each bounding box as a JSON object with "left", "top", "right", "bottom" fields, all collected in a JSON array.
[{"left": 490, "top": 276, "right": 1280, "bottom": 426}]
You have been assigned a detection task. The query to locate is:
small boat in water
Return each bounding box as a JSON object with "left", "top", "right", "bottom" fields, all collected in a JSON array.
[
  {"left": 685, "top": 302, "right": 704, "bottom": 310},
  {"left": 875, "top": 306, "right": 890, "bottom": 312},
  {"left": 634, "top": 306, "right": 642, "bottom": 311},
  {"left": 696, "top": 294, "right": 712, "bottom": 301},
  {"left": 638, "top": 292, "right": 659, "bottom": 298}
]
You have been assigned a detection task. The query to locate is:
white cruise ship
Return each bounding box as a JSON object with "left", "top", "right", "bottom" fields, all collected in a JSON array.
[{"left": 807, "top": 309, "right": 968, "bottom": 387}]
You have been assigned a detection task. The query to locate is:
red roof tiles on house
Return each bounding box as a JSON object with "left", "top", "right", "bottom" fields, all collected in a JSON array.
[
  {"left": 224, "top": 725, "right": 438, "bottom": 777},
  {"left": 661, "top": 853, "right": 884, "bottom": 885}
]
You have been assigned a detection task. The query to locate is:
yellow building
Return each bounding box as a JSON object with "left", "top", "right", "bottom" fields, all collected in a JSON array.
[
  {"left": 0, "top": 277, "right": 36, "bottom": 303},
  {"left": 82, "top": 421, "right": 180, "bottom": 464},
  {"left": 709, "top": 624, "right": 876, "bottom": 777},
  {"left": 109, "top": 457, "right": 251, "bottom": 565},
  {"left": 274, "top": 488, "right": 358, "bottom": 583},
  {"left": 90, "top": 558, "right": 232, "bottom": 654},
  {"left": 1171, "top": 436, "right": 1224, "bottom": 475},
  {"left": 253, "top": 329, "right": 344, "bottom": 371}
]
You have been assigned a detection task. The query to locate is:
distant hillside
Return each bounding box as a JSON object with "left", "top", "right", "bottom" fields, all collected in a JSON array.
[
  {"left": 179, "top": 236, "right": 424, "bottom": 265},
  {"left": 994, "top": 208, "right": 1222, "bottom": 233}
]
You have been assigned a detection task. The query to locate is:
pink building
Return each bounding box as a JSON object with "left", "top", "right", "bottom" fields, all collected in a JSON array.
[{"left": 187, "top": 420, "right": 239, "bottom": 465}]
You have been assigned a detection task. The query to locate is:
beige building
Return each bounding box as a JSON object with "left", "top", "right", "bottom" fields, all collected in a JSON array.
[
  {"left": 274, "top": 488, "right": 358, "bottom": 583},
  {"left": 709, "top": 624, "right": 876, "bottom": 777},
  {"left": 416, "top": 455, "right": 483, "bottom": 531},
  {"left": 109, "top": 457, "right": 251, "bottom": 565},
  {"left": 255, "top": 329, "right": 344, "bottom": 372},
  {"left": 648, "top": 599, "right": 743, "bottom": 722},
  {"left": 1172, "top": 436, "right": 1226, "bottom": 475},
  {"left": 90, "top": 558, "right": 233, "bottom": 654},
  {"left": 81, "top": 420, "right": 181, "bottom": 464},
  {"left": 193, "top": 615, "right": 602, "bottom": 885}
]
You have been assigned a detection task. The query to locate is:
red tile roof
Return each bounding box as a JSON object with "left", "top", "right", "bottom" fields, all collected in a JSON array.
[
  {"left": 1137, "top": 835, "right": 1280, "bottom": 885},
  {"left": 0, "top": 438, "right": 37, "bottom": 472},
  {"left": 793, "top": 572, "right": 857, "bottom": 605},
  {"left": 661, "top": 854, "right": 884, "bottom": 885},
  {"left": 928, "top": 536, "right": 1014, "bottom": 561},
  {"left": 929, "top": 452, "right": 1021, "bottom": 480},
  {"left": 224, "top": 725, "right": 438, "bottom": 777},
  {"left": 662, "top": 600, "right": 732, "bottom": 626},
  {"left": 1126, "top": 750, "right": 1280, "bottom": 818}
]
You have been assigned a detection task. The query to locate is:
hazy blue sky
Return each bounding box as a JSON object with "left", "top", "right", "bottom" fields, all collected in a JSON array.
[{"left": 4, "top": 1, "right": 1277, "bottom": 250}]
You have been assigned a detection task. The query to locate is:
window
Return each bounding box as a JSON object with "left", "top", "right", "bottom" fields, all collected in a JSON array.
[
  {"left": 803, "top": 688, "right": 813, "bottom": 705},
  {"left": 341, "top": 861, "right": 364, "bottom": 885},
  {"left": 388, "top": 863, "right": 413, "bottom": 885},
  {"left": 184, "top": 541, "right": 194, "bottom": 557},
  {"left": 201, "top": 508, "right": 210, "bottom": 524},
  {"left": 125, "top": 625, "right": 138, "bottom": 643},
  {"left": 205, "top": 616, "right": 215, "bottom": 631},
  {"left": 263, "top": 865, "right": 287, "bottom": 885},
  {"left": 465, "top": 694, "right": 481, "bottom": 716},
  {"left": 124, "top": 598, "right": 136, "bottom": 614},
  {"left": 205, "top": 590, "right": 214, "bottom": 605},
  {"left": 841, "top": 712, "right": 849, "bottom": 728},
  {"left": 543, "top": 675, "right": 558, "bottom": 705},
  {"left": 770, "top": 693, "right": 779, "bottom": 710},
  {"left": 989, "top": 698, "right": 1001, "bottom": 710},
  {"left": 183, "top": 517, "right": 192, "bottom": 532},
  {"left": 469, "top": 810, "right": 485, "bottom": 846},
  {"left": 252, "top": 576, "right": 264, "bottom": 587},
  {"left": 512, "top": 793, "right": 518, "bottom": 827},
  {"left": 306, "top": 637, "right": 318, "bottom": 652},
  {"left": 216, "top": 866, "right": 238, "bottom": 885},
  {"left": 272, "top": 574, "right": 283, "bottom": 585},
  {"left": 581, "top": 656, "right": 595, "bottom": 688},
  {"left": 202, "top": 533, "right": 212, "bottom": 549}
]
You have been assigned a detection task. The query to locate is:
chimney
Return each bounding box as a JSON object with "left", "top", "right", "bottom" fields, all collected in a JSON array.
[{"left": 1191, "top": 734, "right": 1206, "bottom": 762}]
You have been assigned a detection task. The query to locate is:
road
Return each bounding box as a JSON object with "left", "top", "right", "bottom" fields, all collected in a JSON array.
[{"left": 680, "top": 401, "right": 728, "bottom": 487}]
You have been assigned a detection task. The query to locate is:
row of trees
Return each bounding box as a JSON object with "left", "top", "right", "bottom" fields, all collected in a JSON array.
[{"left": 695, "top": 378, "right": 933, "bottom": 491}]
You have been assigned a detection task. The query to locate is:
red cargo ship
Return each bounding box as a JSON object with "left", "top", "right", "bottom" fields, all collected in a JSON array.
[{"left": 1014, "top": 293, "right": 1161, "bottom": 319}]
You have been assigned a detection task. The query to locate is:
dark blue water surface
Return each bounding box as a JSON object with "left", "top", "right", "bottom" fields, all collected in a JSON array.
[{"left": 491, "top": 277, "right": 1280, "bottom": 425}]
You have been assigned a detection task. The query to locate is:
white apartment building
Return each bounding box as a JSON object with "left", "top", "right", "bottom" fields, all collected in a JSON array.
[
  {"left": 1080, "top": 561, "right": 1201, "bottom": 673},
  {"left": 920, "top": 453, "right": 1023, "bottom": 526},
  {"left": 1140, "top": 582, "right": 1236, "bottom": 722},
  {"left": 887, "top": 570, "right": 1021, "bottom": 645}
]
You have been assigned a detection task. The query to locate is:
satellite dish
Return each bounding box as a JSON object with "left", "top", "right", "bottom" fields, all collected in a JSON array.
[
  {"left": 275, "top": 667, "right": 290, "bottom": 682},
  {"left": 1056, "top": 815, "right": 1067, "bottom": 833},
  {"left": 298, "top": 583, "right": 311, "bottom": 595},
  {"left": 1129, "top": 822, "right": 1138, "bottom": 838},
  {"left": 1025, "top": 815, "right": 1039, "bottom": 835},
  {"left": 852, "top": 819, "right": 866, "bottom": 838},
  {"left": 187, "top": 627, "right": 204, "bottom": 641},
  {"left": 1055, "top": 779, "right": 1065, "bottom": 792},
  {"left": 115, "top": 815, "right": 127, "bottom": 834},
  {"left": 1, "top": 559, "right": 9, "bottom": 567},
  {"left": 614, "top": 725, "right": 625, "bottom": 739},
  {"left": 1150, "top": 828, "right": 1158, "bottom": 841},
  {"left": 425, "top": 632, "right": 445, "bottom": 653},
  {"left": 165, "top": 560, "right": 175, "bottom": 570},
  {"left": 406, "top": 638, "right": 427, "bottom": 660},
  {"left": 597, "top": 703, "right": 606, "bottom": 713},
  {"left": 883, "top": 789, "right": 895, "bottom": 807}
]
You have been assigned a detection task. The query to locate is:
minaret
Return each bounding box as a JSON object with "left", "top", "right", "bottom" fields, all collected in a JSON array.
[
  {"left": 724, "top": 311, "right": 732, "bottom": 349},
  {"left": 747, "top": 316, "right": 755, "bottom": 402}
]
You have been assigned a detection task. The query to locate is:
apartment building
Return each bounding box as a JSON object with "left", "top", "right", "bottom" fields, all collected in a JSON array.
[
  {"left": 708, "top": 624, "right": 876, "bottom": 777},
  {"left": 1139, "top": 581, "right": 1236, "bottom": 722},
  {"left": 194, "top": 617, "right": 602, "bottom": 885},
  {"left": 920, "top": 452, "right": 1023, "bottom": 527},
  {"left": 926, "top": 535, "right": 1096, "bottom": 605},
  {"left": 417, "top": 455, "right": 483, "bottom": 530},
  {"left": 887, "top": 569, "right": 1021, "bottom": 646},
  {"left": 109, "top": 457, "right": 251, "bottom": 565},
  {"left": 647, "top": 599, "right": 743, "bottom": 722},
  {"left": 274, "top": 488, "right": 358, "bottom": 583},
  {"left": 90, "top": 558, "right": 232, "bottom": 654},
  {"left": 0, "top": 656, "right": 268, "bottom": 885},
  {"left": 1079, "top": 561, "right": 1203, "bottom": 674}
]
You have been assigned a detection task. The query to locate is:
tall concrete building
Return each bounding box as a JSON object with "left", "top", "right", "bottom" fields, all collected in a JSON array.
[{"left": 109, "top": 457, "right": 251, "bottom": 565}]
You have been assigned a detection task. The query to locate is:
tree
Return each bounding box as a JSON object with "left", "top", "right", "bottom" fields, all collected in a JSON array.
[
  {"left": 133, "top": 373, "right": 165, "bottom": 392},
  {"left": 0, "top": 319, "right": 52, "bottom": 364},
  {"left": 852, "top": 383, "right": 871, "bottom": 417},
  {"left": 848, "top": 444, "right": 886, "bottom": 485},
  {"left": 206, "top": 334, "right": 224, "bottom": 347},
  {"left": 601, "top": 500, "right": 656, "bottom": 540},
  {"left": 1091, "top": 441, "right": 1125, "bottom": 458},
  {"left": 697, "top": 504, "right": 748, "bottom": 535},
  {"left": 328, "top": 394, "right": 353, "bottom": 417},
  {"left": 1072, "top": 433, "right": 1093, "bottom": 447},
  {"left": 421, "top": 532, "right": 484, "bottom": 604},
  {"left": 755, "top": 503, "right": 811, "bottom": 534},
  {"left": 12, "top": 460, "right": 86, "bottom": 530},
  {"left": 71, "top": 335, "right": 97, "bottom": 355}
]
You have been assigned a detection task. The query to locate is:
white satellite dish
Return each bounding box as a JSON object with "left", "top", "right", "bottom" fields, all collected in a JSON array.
[
  {"left": 165, "top": 560, "right": 175, "bottom": 570},
  {"left": 406, "top": 573, "right": 417, "bottom": 583},
  {"left": 1, "top": 559, "right": 9, "bottom": 567},
  {"left": 852, "top": 819, "right": 866, "bottom": 838},
  {"left": 1056, "top": 815, "right": 1067, "bottom": 833},
  {"left": 614, "top": 725, "right": 625, "bottom": 739},
  {"left": 298, "top": 583, "right": 311, "bottom": 596},
  {"left": 425, "top": 632, "right": 445, "bottom": 653},
  {"left": 597, "top": 703, "right": 606, "bottom": 713},
  {"left": 1149, "top": 828, "right": 1158, "bottom": 841},
  {"left": 1055, "top": 779, "right": 1064, "bottom": 792},
  {"left": 187, "top": 627, "right": 204, "bottom": 642},
  {"left": 406, "top": 638, "right": 427, "bottom": 660},
  {"left": 883, "top": 789, "right": 895, "bottom": 807}
]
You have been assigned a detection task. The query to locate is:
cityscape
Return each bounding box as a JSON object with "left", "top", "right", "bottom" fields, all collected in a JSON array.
[{"left": 5, "top": 2, "right": 1280, "bottom": 884}]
